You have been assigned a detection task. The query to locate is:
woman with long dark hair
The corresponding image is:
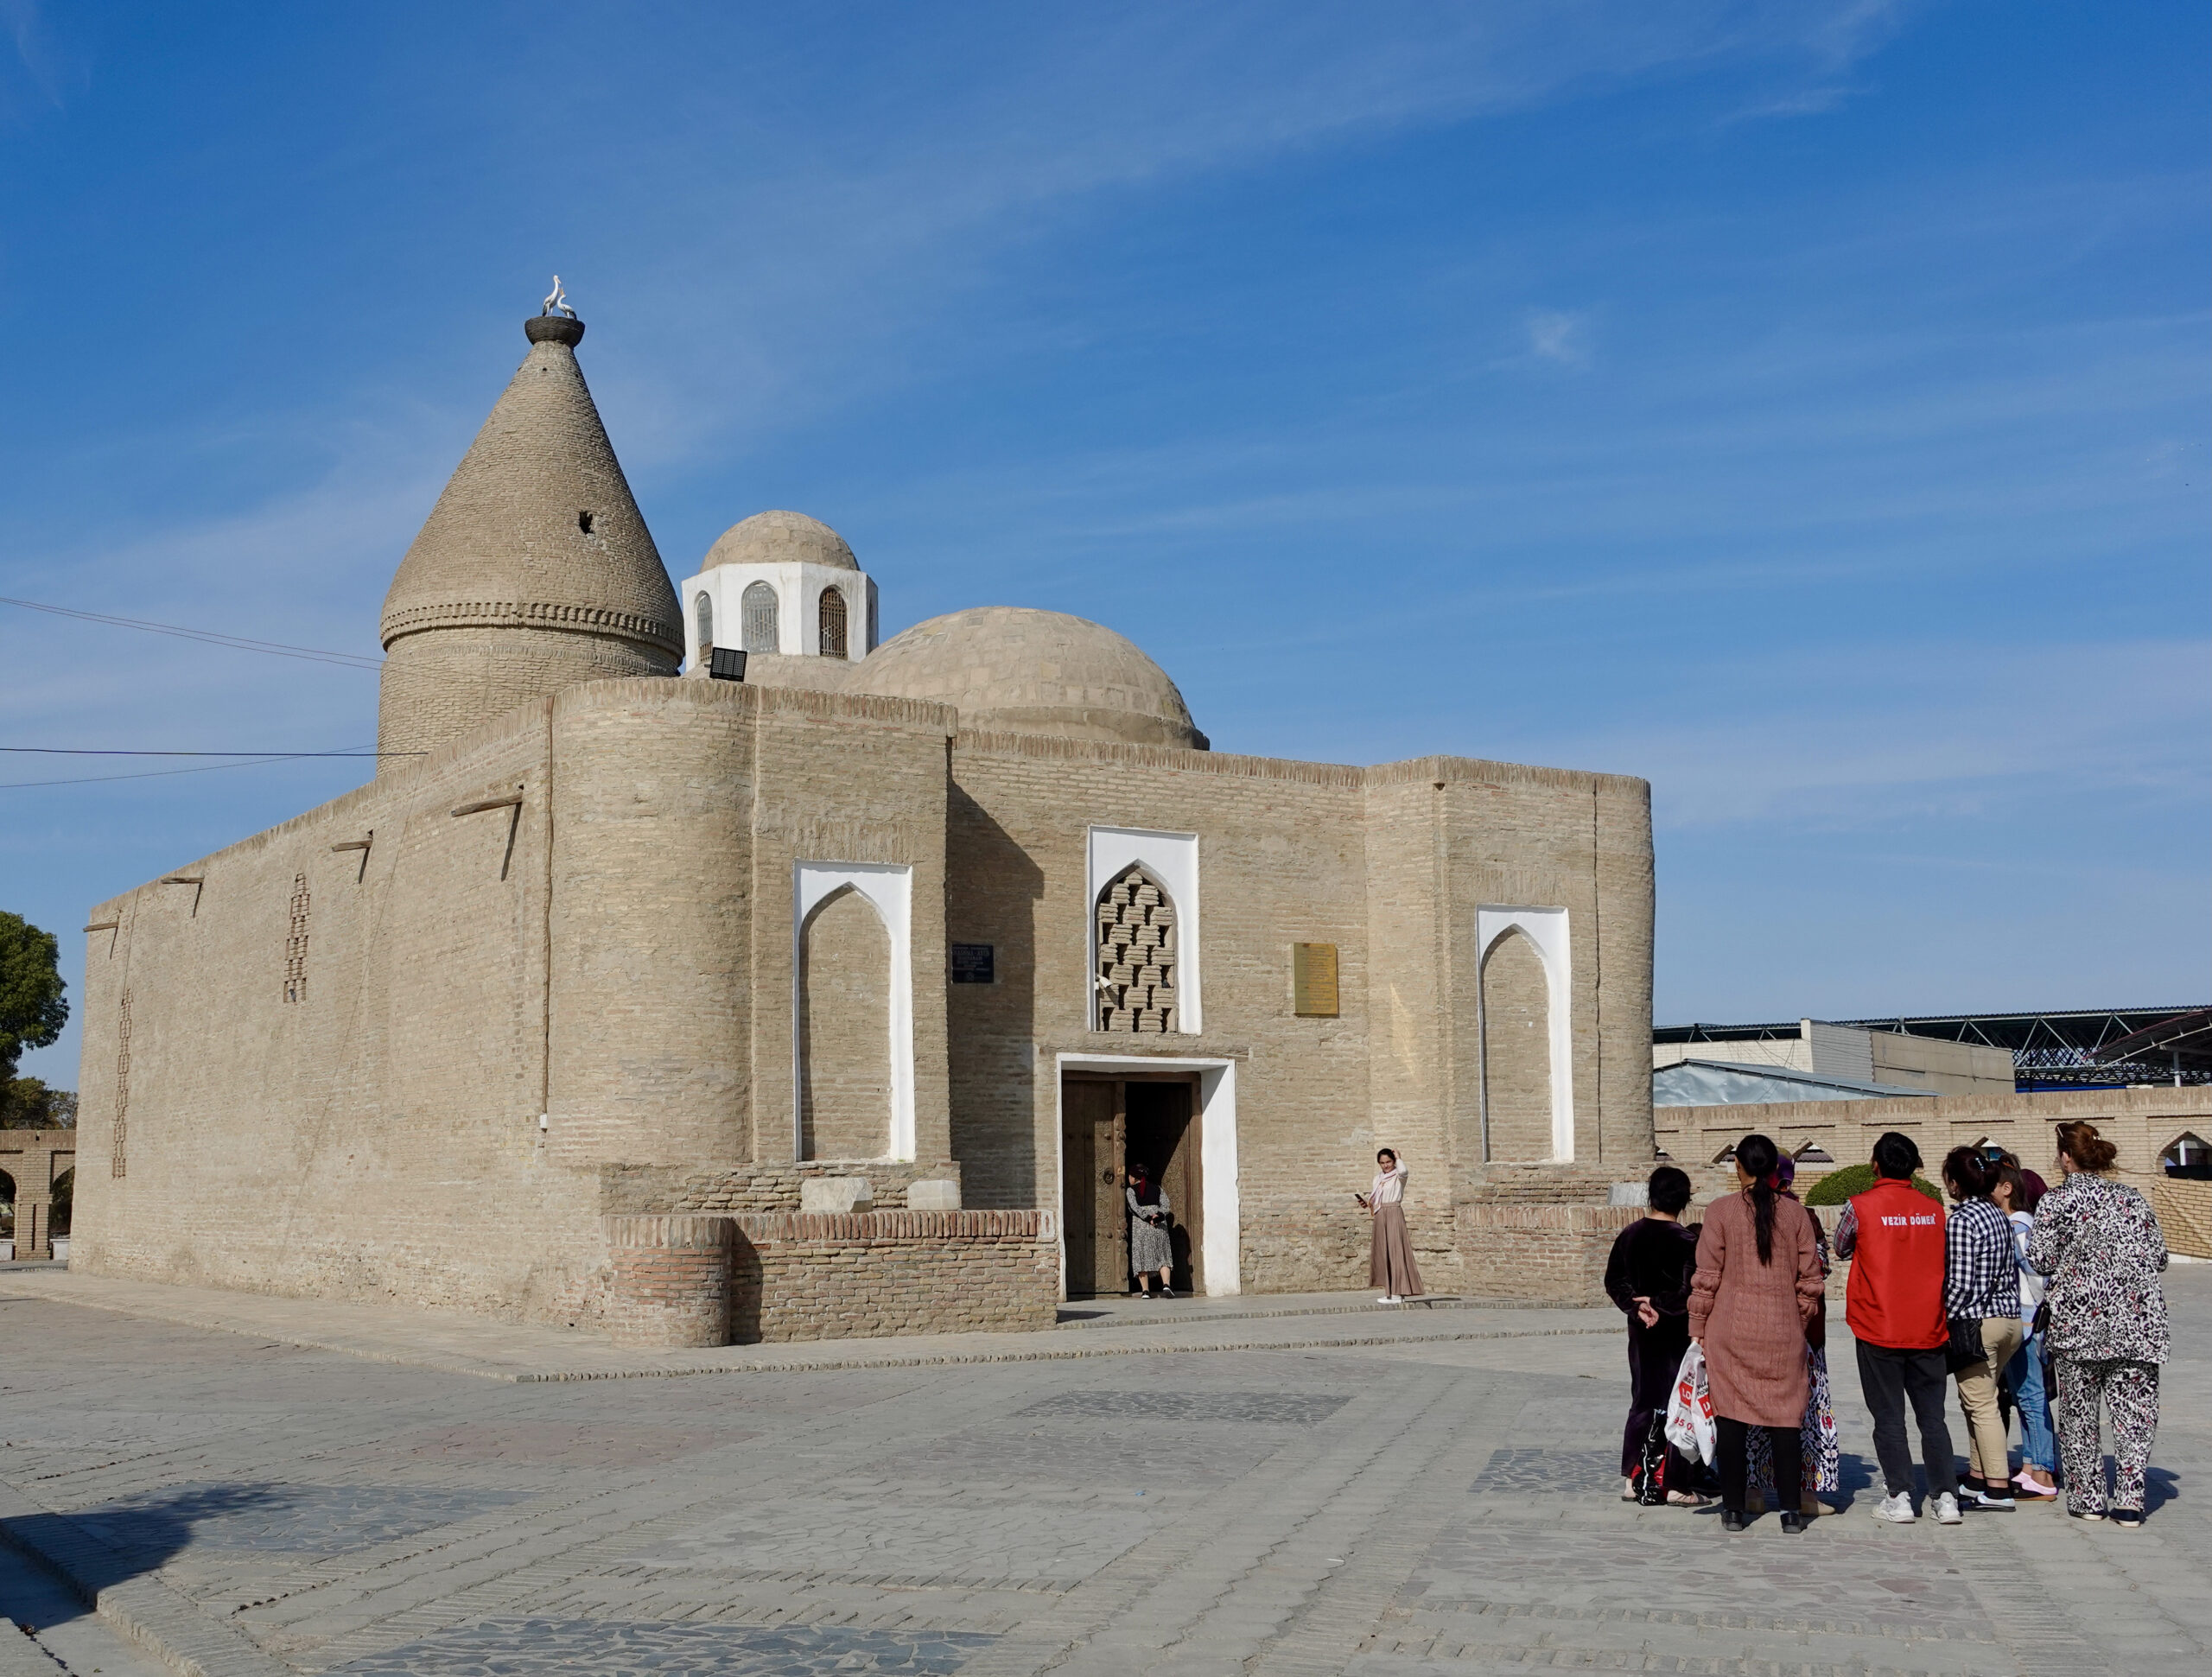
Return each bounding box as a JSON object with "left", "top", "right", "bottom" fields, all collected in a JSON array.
[
  {"left": 2029, "top": 1121, "right": 2169, "bottom": 1527},
  {"left": 1360, "top": 1148, "right": 1425, "bottom": 1304},
  {"left": 1689, "top": 1133, "right": 1825, "bottom": 1533}
]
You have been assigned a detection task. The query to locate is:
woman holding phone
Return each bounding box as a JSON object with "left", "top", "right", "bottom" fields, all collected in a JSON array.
[{"left": 1359, "top": 1148, "right": 1425, "bottom": 1304}]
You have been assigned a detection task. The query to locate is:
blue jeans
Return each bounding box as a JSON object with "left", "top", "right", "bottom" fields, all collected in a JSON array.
[{"left": 2007, "top": 1331, "right": 2056, "bottom": 1472}]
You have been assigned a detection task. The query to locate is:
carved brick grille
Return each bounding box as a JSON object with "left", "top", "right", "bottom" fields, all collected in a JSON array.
[
  {"left": 283, "top": 873, "right": 310, "bottom": 1003},
  {"left": 1095, "top": 864, "right": 1178, "bottom": 1032},
  {"left": 818, "top": 585, "right": 848, "bottom": 657},
  {"left": 111, "top": 988, "right": 131, "bottom": 1178}
]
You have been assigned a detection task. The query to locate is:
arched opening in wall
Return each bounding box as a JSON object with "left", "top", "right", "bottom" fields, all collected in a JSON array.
[
  {"left": 2162, "top": 1131, "right": 2210, "bottom": 1180},
  {"left": 1480, "top": 928, "right": 1552, "bottom": 1161},
  {"left": 1095, "top": 864, "right": 1179, "bottom": 1033},
  {"left": 817, "top": 586, "right": 848, "bottom": 657},
  {"left": 694, "top": 591, "right": 714, "bottom": 657},
  {"left": 49, "top": 1167, "right": 72, "bottom": 1238},
  {"left": 741, "top": 581, "right": 779, "bottom": 655},
  {"left": 0, "top": 1169, "right": 14, "bottom": 1242},
  {"left": 798, "top": 884, "right": 893, "bottom": 1160}
]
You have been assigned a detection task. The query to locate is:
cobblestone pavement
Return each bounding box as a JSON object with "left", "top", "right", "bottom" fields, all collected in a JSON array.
[{"left": 0, "top": 1268, "right": 2203, "bottom": 1676}]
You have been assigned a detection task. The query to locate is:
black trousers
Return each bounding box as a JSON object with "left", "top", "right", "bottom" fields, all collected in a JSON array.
[
  {"left": 1622, "top": 1322, "right": 1692, "bottom": 1486},
  {"left": 1715, "top": 1416, "right": 1800, "bottom": 1515},
  {"left": 1855, "top": 1339, "right": 1959, "bottom": 1499}
]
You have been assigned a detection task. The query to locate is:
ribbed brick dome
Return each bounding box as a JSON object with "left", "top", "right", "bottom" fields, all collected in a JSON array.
[
  {"left": 702, "top": 510, "right": 859, "bottom": 571},
  {"left": 853, "top": 607, "right": 1206, "bottom": 750}
]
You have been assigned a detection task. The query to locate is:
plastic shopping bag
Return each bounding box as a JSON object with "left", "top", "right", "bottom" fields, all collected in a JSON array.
[{"left": 1664, "top": 1343, "right": 1716, "bottom": 1465}]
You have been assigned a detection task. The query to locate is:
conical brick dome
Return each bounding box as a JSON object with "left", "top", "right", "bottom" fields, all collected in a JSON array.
[{"left": 376, "top": 310, "right": 681, "bottom": 767}]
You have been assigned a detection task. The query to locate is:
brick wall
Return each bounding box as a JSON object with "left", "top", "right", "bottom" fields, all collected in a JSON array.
[
  {"left": 1456, "top": 1201, "right": 1643, "bottom": 1305},
  {"left": 731, "top": 1210, "right": 1056, "bottom": 1342},
  {"left": 602, "top": 1215, "right": 733, "bottom": 1347}
]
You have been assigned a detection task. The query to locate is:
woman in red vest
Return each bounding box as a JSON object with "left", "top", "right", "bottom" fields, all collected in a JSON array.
[
  {"left": 1834, "top": 1130, "right": 1960, "bottom": 1525},
  {"left": 1689, "top": 1133, "right": 1826, "bottom": 1533}
]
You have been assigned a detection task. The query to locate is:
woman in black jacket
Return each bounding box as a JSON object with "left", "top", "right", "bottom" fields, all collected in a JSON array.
[{"left": 1604, "top": 1165, "right": 1707, "bottom": 1506}]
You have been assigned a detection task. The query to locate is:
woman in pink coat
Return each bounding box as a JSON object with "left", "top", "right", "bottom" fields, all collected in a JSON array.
[{"left": 1690, "top": 1133, "right": 1826, "bottom": 1533}]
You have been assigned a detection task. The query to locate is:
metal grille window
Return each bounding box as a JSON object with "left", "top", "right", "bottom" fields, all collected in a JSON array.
[
  {"left": 818, "top": 586, "right": 848, "bottom": 657},
  {"left": 1095, "top": 864, "right": 1178, "bottom": 1033},
  {"left": 694, "top": 591, "right": 714, "bottom": 657},
  {"left": 741, "top": 581, "right": 779, "bottom": 654}
]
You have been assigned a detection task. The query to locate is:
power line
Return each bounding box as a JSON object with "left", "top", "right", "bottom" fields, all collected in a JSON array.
[
  {"left": 0, "top": 595, "right": 385, "bottom": 669},
  {"left": 0, "top": 747, "right": 414, "bottom": 757},
  {"left": 0, "top": 750, "right": 399, "bottom": 791}
]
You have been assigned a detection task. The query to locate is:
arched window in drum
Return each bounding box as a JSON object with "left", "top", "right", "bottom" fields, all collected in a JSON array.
[
  {"left": 694, "top": 592, "right": 714, "bottom": 658},
  {"left": 818, "top": 586, "right": 848, "bottom": 657},
  {"left": 741, "top": 581, "right": 779, "bottom": 654}
]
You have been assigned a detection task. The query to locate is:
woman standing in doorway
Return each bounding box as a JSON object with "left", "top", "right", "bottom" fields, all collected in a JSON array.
[
  {"left": 1689, "top": 1133, "right": 1826, "bottom": 1533},
  {"left": 1128, "top": 1166, "right": 1174, "bottom": 1298},
  {"left": 2030, "top": 1121, "right": 2169, "bottom": 1527},
  {"left": 1361, "top": 1148, "right": 1425, "bottom": 1304}
]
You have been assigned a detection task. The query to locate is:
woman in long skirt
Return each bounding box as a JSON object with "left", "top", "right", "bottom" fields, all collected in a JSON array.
[
  {"left": 1127, "top": 1166, "right": 1174, "bottom": 1297},
  {"left": 1362, "top": 1148, "right": 1425, "bottom": 1303},
  {"left": 1749, "top": 1155, "right": 1840, "bottom": 1514}
]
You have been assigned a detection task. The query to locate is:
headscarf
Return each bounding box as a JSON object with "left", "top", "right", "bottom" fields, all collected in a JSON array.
[
  {"left": 2018, "top": 1168, "right": 2048, "bottom": 1212},
  {"left": 1130, "top": 1164, "right": 1160, "bottom": 1207},
  {"left": 1771, "top": 1154, "right": 1797, "bottom": 1193}
]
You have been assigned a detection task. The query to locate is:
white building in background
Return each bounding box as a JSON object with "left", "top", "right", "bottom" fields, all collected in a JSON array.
[{"left": 1654, "top": 1017, "right": 2016, "bottom": 1107}]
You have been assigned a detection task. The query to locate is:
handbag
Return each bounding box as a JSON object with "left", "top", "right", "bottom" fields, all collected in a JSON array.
[
  {"left": 1945, "top": 1315, "right": 1986, "bottom": 1373},
  {"left": 1664, "top": 1344, "right": 1716, "bottom": 1465}
]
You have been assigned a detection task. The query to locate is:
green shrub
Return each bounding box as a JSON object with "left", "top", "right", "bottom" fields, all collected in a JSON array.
[{"left": 1802, "top": 1162, "right": 1942, "bottom": 1207}]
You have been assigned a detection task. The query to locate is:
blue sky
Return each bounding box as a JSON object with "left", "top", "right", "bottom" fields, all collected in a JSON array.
[{"left": 3, "top": 1, "right": 2207, "bottom": 1086}]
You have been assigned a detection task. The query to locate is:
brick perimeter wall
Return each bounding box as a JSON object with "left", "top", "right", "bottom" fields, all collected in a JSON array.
[{"left": 732, "top": 1210, "right": 1055, "bottom": 1342}]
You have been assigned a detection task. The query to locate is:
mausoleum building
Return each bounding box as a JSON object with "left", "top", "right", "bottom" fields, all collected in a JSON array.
[{"left": 71, "top": 302, "right": 1658, "bottom": 1345}]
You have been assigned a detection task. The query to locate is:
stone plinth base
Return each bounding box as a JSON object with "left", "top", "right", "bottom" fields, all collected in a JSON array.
[
  {"left": 602, "top": 1215, "right": 734, "bottom": 1347},
  {"left": 1455, "top": 1202, "right": 1645, "bottom": 1305},
  {"left": 731, "top": 1210, "right": 1054, "bottom": 1344}
]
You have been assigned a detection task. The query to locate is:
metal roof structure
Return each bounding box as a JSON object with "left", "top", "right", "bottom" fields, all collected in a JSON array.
[{"left": 1654, "top": 1007, "right": 2212, "bottom": 1089}]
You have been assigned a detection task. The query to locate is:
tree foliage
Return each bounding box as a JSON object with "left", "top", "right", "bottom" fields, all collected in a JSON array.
[
  {"left": 0, "top": 911, "right": 68, "bottom": 1083},
  {"left": 1802, "top": 1162, "right": 1942, "bottom": 1206},
  {"left": 1, "top": 1077, "right": 76, "bottom": 1129}
]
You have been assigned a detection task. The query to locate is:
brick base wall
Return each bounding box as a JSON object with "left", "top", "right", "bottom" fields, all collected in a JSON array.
[
  {"left": 602, "top": 1216, "right": 734, "bottom": 1348},
  {"left": 732, "top": 1210, "right": 1055, "bottom": 1343},
  {"left": 599, "top": 1160, "right": 965, "bottom": 1217},
  {"left": 1455, "top": 1202, "right": 1643, "bottom": 1305}
]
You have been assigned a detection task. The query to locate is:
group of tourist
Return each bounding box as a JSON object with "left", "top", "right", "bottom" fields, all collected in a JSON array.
[{"left": 1606, "top": 1120, "right": 2171, "bottom": 1531}]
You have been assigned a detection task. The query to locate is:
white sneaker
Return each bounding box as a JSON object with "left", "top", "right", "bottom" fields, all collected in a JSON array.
[
  {"left": 1871, "top": 1492, "right": 1916, "bottom": 1524},
  {"left": 1377, "top": 1295, "right": 1401, "bottom": 1305},
  {"left": 1933, "top": 1492, "right": 1963, "bottom": 1525}
]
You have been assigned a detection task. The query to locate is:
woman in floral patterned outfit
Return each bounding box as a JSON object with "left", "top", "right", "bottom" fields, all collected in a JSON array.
[{"left": 2026, "top": 1121, "right": 2169, "bottom": 1528}]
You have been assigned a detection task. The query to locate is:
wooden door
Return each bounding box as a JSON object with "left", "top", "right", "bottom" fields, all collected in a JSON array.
[
  {"left": 1125, "top": 1078, "right": 1201, "bottom": 1293},
  {"left": 1060, "top": 1079, "right": 1126, "bottom": 1296}
]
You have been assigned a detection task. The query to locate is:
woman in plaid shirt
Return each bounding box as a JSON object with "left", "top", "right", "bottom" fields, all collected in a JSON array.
[{"left": 1941, "top": 1147, "right": 2021, "bottom": 1510}]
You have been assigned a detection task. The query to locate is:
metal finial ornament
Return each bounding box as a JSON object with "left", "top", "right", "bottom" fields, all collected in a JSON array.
[{"left": 541, "top": 276, "right": 577, "bottom": 319}]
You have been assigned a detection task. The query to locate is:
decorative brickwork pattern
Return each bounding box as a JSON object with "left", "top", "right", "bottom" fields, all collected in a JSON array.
[
  {"left": 283, "top": 873, "right": 309, "bottom": 1003},
  {"left": 732, "top": 1210, "right": 1055, "bottom": 1343},
  {"left": 1095, "top": 864, "right": 1177, "bottom": 1032},
  {"left": 111, "top": 988, "right": 131, "bottom": 1179}
]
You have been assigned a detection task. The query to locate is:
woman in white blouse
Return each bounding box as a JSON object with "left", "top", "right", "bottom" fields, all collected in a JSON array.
[{"left": 1358, "top": 1148, "right": 1426, "bottom": 1304}]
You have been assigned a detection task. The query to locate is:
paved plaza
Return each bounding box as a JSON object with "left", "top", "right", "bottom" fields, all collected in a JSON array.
[{"left": 0, "top": 1267, "right": 2204, "bottom": 1676}]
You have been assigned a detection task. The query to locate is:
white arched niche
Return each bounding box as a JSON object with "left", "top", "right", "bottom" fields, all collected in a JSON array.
[
  {"left": 793, "top": 861, "right": 914, "bottom": 1160},
  {"left": 1087, "top": 826, "right": 1200, "bottom": 1033},
  {"left": 1476, "top": 905, "right": 1574, "bottom": 1161}
]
